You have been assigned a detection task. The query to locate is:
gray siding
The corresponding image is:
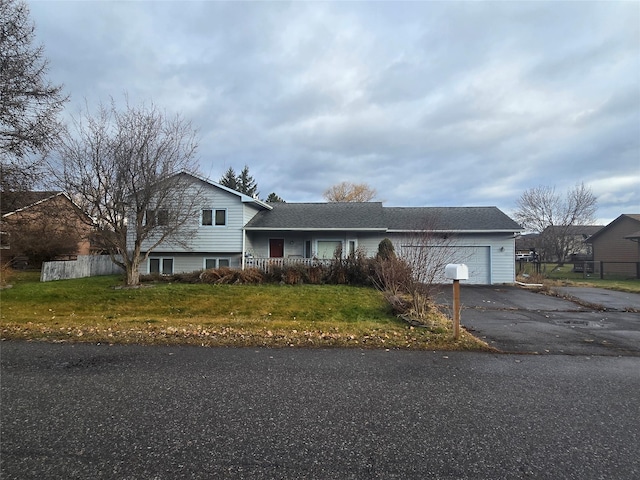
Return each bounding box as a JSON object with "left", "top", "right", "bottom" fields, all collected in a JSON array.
[
  {"left": 385, "top": 233, "right": 515, "bottom": 285},
  {"left": 245, "top": 231, "right": 382, "bottom": 259},
  {"left": 244, "top": 231, "right": 516, "bottom": 284},
  {"left": 138, "top": 253, "right": 244, "bottom": 275},
  {"left": 137, "top": 182, "right": 263, "bottom": 255}
]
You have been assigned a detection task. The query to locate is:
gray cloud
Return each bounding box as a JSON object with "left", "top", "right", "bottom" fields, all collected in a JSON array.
[{"left": 29, "top": 0, "right": 639, "bottom": 224}]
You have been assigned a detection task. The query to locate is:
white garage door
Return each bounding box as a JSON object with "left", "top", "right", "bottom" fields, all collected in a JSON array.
[
  {"left": 405, "top": 245, "right": 491, "bottom": 285},
  {"left": 453, "top": 246, "right": 491, "bottom": 284}
]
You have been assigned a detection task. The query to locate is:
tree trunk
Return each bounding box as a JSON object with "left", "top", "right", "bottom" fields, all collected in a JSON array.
[{"left": 126, "top": 262, "right": 140, "bottom": 286}]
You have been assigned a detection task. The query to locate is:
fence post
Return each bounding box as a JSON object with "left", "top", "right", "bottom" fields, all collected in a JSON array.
[
  {"left": 636, "top": 262, "right": 640, "bottom": 280},
  {"left": 600, "top": 261, "right": 604, "bottom": 280}
]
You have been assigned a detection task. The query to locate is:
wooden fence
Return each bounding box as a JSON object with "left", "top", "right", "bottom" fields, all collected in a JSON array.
[{"left": 41, "top": 255, "right": 123, "bottom": 282}]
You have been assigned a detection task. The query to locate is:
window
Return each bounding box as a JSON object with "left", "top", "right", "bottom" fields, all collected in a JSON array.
[
  {"left": 317, "top": 240, "right": 342, "bottom": 259},
  {"left": 215, "top": 209, "right": 226, "bottom": 226},
  {"left": 204, "top": 258, "right": 231, "bottom": 269},
  {"left": 157, "top": 210, "right": 169, "bottom": 226},
  {"left": 0, "top": 232, "right": 9, "bottom": 249},
  {"left": 149, "top": 257, "right": 173, "bottom": 275},
  {"left": 146, "top": 209, "right": 169, "bottom": 226},
  {"left": 202, "top": 209, "right": 226, "bottom": 226}
]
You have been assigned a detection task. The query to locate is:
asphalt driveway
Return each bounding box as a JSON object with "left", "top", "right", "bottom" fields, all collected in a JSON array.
[{"left": 434, "top": 285, "right": 640, "bottom": 356}]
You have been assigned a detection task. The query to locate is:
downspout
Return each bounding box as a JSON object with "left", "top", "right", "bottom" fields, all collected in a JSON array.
[{"left": 241, "top": 227, "right": 246, "bottom": 270}]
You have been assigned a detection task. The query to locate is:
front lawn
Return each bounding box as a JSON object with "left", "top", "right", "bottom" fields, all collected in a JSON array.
[{"left": 0, "top": 273, "right": 489, "bottom": 351}]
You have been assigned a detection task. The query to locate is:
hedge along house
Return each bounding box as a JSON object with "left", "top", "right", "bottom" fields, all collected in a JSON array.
[
  {"left": 134, "top": 173, "right": 523, "bottom": 284},
  {"left": 244, "top": 202, "right": 523, "bottom": 284}
]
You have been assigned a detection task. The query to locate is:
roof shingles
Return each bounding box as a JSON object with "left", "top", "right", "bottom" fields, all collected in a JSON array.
[{"left": 245, "top": 203, "right": 522, "bottom": 232}]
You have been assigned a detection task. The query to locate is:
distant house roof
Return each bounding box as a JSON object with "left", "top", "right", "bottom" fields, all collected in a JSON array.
[
  {"left": 542, "top": 225, "right": 604, "bottom": 237},
  {"left": 244, "top": 203, "right": 523, "bottom": 233},
  {"left": 586, "top": 214, "right": 640, "bottom": 243},
  {"left": 515, "top": 233, "right": 539, "bottom": 250},
  {"left": 1, "top": 191, "right": 65, "bottom": 216}
]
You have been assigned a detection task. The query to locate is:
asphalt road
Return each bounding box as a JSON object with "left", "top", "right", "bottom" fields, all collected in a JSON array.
[
  {"left": 434, "top": 286, "right": 640, "bottom": 356},
  {"left": 2, "top": 341, "right": 639, "bottom": 479}
]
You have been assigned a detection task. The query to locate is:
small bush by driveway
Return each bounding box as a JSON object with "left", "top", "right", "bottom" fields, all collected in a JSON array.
[{"left": 434, "top": 285, "right": 640, "bottom": 356}]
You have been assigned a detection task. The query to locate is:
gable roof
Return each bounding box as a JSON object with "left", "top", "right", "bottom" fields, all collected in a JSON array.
[
  {"left": 177, "top": 171, "right": 272, "bottom": 210},
  {"left": 586, "top": 214, "right": 640, "bottom": 243},
  {"left": 1, "top": 191, "right": 70, "bottom": 217},
  {"left": 1, "top": 191, "right": 63, "bottom": 216},
  {"left": 244, "top": 203, "right": 523, "bottom": 233}
]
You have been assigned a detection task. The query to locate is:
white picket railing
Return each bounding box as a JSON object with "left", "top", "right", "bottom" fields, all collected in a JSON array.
[{"left": 245, "top": 257, "right": 333, "bottom": 272}]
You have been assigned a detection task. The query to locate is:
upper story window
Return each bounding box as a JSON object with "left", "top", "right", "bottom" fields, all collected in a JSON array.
[
  {"left": 202, "top": 209, "right": 226, "bottom": 226},
  {"left": 145, "top": 209, "right": 169, "bottom": 227}
]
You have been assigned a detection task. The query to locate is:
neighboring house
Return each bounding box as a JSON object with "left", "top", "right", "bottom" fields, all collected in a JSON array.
[
  {"left": 586, "top": 214, "right": 640, "bottom": 277},
  {"left": 539, "top": 225, "right": 604, "bottom": 262},
  {"left": 136, "top": 174, "right": 523, "bottom": 284},
  {"left": 515, "top": 233, "right": 539, "bottom": 259},
  {"left": 1, "top": 191, "right": 93, "bottom": 267}
]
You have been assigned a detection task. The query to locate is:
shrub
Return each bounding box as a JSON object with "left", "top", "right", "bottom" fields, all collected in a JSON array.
[
  {"left": 377, "top": 238, "right": 396, "bottom": 260},
  {"left": 140, "top": 272, "right": 165, "bottom": 283},
  {"left": 171, "top": 271, "right": 202, "bottom": 283},
  {"left": 263, "top": 264, "right": 284, "bottom": 283},
  {"left": 199, "top": 267, "right": 264, "bottom": 284},
  {"left": 282, "top": 263, "right": 311, "bottom": 285},
  {"left": 307, "top": 264, "right": 325, "bottom": 284},
  {"left": 372, "top": 256, "right": 412, "bottom": 296}
]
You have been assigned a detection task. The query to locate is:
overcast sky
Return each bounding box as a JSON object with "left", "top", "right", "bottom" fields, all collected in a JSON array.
[{"left": 29, "top": 0, "right": 639, "bottom": 224}]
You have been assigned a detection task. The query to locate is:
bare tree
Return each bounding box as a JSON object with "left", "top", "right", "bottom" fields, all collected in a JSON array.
[
  {"left": 514, "top": 183, "right": 597, "bottom": 263},
  {"left": 0, "top": 0, "right": 68, "bottom": 192},
  {"left": 373, "top": 216, "right": 465, "bottom": 320},
  {"left": 323, "top": 181, "right": 377, "bottom": 202},
  {"left": 50, "top": 99, "right": 202, "bottom": 286}
]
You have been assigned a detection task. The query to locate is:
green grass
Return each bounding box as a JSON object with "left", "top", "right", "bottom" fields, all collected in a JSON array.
[
  {"left": 0, "top": 273, "right": 489, "bottom": 351},
  {"left": 517, "top": 263, "right": 640, "bottom": 293}
]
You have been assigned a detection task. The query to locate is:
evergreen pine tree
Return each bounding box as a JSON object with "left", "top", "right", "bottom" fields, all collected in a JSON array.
[
  {"left": 219, "top": 167, "right": 237, "bottom": 190},
  {"left": 237, "top": 165, "right": 258, "bottom": 197},
  {"left": 266, "top": 192, "right": 285, "bottom": 203}
]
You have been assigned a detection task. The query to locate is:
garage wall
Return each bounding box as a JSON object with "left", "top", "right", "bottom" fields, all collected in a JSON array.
[{"left": 387, "top": 233, "right": 516, "bottom": 285}]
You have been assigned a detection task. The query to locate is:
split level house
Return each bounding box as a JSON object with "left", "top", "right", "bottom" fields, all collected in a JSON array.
[{"left": 132, "top": 173, "right": 523, "bottom": 285}]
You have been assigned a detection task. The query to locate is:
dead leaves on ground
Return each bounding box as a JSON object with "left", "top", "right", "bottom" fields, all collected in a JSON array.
[{"left": 0, "top": 322, "right": 489, "bottom": 351}]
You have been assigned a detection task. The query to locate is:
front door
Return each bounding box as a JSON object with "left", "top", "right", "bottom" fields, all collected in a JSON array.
[{"left": 269, "top": 238, "right": 284, "bottom": 258}]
